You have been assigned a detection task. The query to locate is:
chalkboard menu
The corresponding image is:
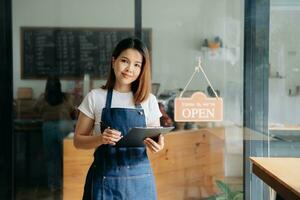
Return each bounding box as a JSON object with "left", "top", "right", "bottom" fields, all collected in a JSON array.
[{"left": 21, "top": 27, "right": 152, "bottom": 79}]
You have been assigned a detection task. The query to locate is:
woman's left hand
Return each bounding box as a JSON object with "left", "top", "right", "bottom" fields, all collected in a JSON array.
[{"left": 144, "top": 134, "right": 164, "bottom": 153}]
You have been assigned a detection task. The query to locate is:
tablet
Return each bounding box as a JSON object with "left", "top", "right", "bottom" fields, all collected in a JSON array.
[{"left": 116, "top": 126, "right": 174, "bottom": 147}]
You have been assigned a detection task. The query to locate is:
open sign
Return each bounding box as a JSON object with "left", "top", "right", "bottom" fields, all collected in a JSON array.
[{"left": 174, "top": 92, "right": 223, "bottom": 122}]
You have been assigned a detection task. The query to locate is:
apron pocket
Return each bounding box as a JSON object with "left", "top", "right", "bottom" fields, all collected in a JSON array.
[{"left": 103, "top": 174, "right": 156, "bottom": 200}]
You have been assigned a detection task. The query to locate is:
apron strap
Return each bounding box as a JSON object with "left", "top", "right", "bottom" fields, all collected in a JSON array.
[{"left": 105, "top": 89, "right": 113, "bottom": 108}]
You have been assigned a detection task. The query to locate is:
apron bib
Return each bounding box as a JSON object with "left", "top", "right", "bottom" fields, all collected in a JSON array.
[{"left": 82, "top": 89, "right": 157, "bottom": 200}]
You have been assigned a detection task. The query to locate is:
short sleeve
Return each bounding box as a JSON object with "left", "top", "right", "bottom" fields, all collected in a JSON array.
[
  {"left": 147, "top": 94, "right": 162, "bottom": 125},
  {"left": 78, "top": 91, "right": 95, "bottom": 120}
]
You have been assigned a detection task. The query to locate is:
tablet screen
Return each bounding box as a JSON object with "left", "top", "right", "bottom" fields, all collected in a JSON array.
[{"left": 116, "top": 126, "right": 174, "bottom": 147}]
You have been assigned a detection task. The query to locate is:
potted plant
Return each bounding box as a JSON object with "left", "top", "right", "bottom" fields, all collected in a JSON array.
[{"left": 203, "top": 180, "right": 243, "bottom": 200}]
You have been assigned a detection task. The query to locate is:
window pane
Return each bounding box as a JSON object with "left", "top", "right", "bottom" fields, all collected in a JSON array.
[
  {"left": 269, "top": 1, "right": 300, "bottom": 157},
  {"left": 12, "top": 0, "right": 134, "bottom": 199},
  {"left": 143, "top": 0, "right": 245, "bottom": 199}
]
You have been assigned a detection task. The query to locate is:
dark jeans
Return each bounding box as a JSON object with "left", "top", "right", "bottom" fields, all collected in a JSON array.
[{"left": 42, "top": 120, "right": 74, "bottom": 190}]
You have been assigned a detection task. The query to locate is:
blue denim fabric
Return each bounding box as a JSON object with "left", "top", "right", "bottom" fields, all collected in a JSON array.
[{"left": 83, "top": 90, "right": 157, "bottom": 200}]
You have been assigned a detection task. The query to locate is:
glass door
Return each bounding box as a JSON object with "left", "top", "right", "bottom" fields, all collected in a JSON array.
[
  {"left": 269, "top": 0, "right": 300, "bottom": 157},
  {"left": 142, "top": 0, "right": 245, "bottom": 199},
  {"left": 12, "top": 0, "right": 134, "bottom": 199}
]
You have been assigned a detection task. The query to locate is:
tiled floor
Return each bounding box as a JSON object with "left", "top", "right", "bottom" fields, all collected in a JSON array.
[{"left": 16, "top": 187, "right": 61, "bottom": 200}]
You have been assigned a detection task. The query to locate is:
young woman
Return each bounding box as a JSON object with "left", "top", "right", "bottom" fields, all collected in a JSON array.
[{"left": 74, "top": 37, "right": 163, "bottom": 200}]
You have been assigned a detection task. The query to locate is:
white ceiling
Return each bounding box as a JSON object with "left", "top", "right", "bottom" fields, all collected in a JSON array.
[{"left": 272, "top": 0, "right": 300, "bottom": 7}]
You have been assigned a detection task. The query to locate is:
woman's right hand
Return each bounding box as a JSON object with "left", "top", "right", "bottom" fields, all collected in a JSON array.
[
  {"left": 100, "top": 128, "right": 123, "bottom": 145},
  {"left": 74, "top": 112, "right": 123, "bottom": 149}
]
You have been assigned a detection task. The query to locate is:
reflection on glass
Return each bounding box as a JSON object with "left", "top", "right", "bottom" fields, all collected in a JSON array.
[
  {"left": 34, "top": 76, "right": 76, "bottom": 194},
  {"left": 269, "top": 0, "right": 300, "bottom": 156},
  {"left": 254, "top": 1, "right": 300, "bottom": 199},
  {"left": 13, "top": 0, "right": 246, "bottom": 199},
  {"left": 13, "top": 0, "right": 134, "bottom": 199},
  {"left": 142, "top": 0, "right": 244, "bottom": 199}
]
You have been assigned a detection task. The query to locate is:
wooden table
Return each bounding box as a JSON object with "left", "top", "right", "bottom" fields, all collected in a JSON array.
[{"left": 250, "top": 157, "right": 300, "bottom": 200}]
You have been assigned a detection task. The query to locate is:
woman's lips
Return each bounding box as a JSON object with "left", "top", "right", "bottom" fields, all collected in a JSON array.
[{"left": 121, "top": 72, "right": 132, "bottom": 79}]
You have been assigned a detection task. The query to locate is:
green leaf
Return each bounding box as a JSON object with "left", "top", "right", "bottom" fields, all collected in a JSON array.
[
  {"left": 202, "top": 196, "right": 218, "bottom": 200},
  {"left": 232, "top": 192, "right": 243, "bottom": 200},
  {"left": 216, "top": 194, "right": 228, "bottom": 200},
  {"left": 216, "top": 180, "right": 232, "bottom": 195}
]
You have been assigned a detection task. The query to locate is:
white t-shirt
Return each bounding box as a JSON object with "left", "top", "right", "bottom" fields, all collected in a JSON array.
[{"left": 78, "top": 88, "right": 162, "bottom": 133}]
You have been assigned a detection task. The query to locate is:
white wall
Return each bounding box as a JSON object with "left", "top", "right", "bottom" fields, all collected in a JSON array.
[
  {"left": 270, "top": 8, "right": 300, "bottom": 96},
  {"left": 269, "top": 79, "right": 300, "bottom": 124},
  {"left": 12, "top": 0, "right": 134, "bottom": 98},
  {"left": 269, "top": 6, "right": 300, "bottom": 125},
  {"left": 143, "top": 0, "right": 244, "bottom": 93}
]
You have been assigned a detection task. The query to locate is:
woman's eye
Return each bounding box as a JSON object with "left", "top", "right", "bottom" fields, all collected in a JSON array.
[
  {"left": 121, "top": 59, "right": 128, "bottom": 64},
  {"left": 135, "top": 64, "right": 141, "bottom": 68}
]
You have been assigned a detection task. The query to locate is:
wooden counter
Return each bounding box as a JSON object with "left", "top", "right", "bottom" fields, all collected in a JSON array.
[
  {"left": 63, "top": 139, "right": 94, "bottom": 200},
  {"left": 269, "top": 125, "right": 300, "bottom": 142},
  {"left": 269, "top": 125, "right": 300, "bottom": 131},
  {"left": 250, "top": 157, "right": 300, "bottom": 199},
  {"left": 63, "top": 128, "right": 225, "bottom": 199}
]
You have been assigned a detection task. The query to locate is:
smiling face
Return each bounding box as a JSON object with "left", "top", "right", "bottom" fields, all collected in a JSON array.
[
  {"left": 112, "top": 48, "right": 143, "bottom": 92},
  {"left": 102, "top": 38, "right": 151, "bottom": 104}
]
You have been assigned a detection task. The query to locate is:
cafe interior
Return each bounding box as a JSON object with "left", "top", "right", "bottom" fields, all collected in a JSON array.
[{"left": 1, "top": 0, "right": 300, "bottom": 199}]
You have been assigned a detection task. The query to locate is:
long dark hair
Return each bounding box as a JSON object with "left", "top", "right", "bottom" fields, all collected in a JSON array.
[
  {"left": 102, "top": 37, "right": 151, "bottom": 104},
  {"left": 45, "top": 76, "right": 65, "bottom": 106}
]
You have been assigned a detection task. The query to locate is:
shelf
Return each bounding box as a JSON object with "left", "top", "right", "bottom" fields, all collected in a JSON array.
[
  {"left": 269, "top": 76, "right": 285, "bottom": 79},
  {"left": 200, "top": 47, "right": 239, "bottom": 65}
]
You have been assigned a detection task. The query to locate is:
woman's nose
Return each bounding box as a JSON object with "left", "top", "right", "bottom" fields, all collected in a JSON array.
[{"left": 126, "top": 63, "right": 134, "bottom": 71}]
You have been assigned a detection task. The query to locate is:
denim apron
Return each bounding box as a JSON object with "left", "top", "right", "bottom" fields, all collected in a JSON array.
[{"left": 82, "top": 89, "right": 157, "bottom": 200}]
